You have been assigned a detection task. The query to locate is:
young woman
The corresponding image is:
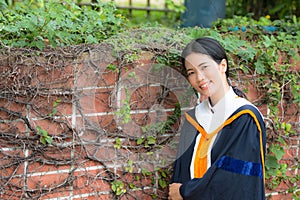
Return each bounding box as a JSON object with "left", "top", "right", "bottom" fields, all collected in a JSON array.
[{"left": 169, "top": 37, "right": 266, "bottom": 200}]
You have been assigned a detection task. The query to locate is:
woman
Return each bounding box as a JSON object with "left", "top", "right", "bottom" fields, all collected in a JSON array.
[{"left": 169, "top": 37, "right": 266, "bottom": 200}]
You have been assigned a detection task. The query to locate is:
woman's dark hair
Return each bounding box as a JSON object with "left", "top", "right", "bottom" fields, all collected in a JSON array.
[{"left": 181, "top": 37, "right": 247, "bottom": 99}]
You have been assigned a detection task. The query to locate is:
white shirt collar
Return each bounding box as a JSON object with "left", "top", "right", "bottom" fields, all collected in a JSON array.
[
  {"left": 195, "top": 87, "right": 250, "bottom": 133},
  {"left": 207, "top": 87, "right": 237, "bottom": 114}
]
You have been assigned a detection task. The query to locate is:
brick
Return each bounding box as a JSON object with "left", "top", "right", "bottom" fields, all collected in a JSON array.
[
  {"left": 97, "top": 115, "right": 116, "bottom": 132},
  {"left": 129, "top": 85, "right": 179, "bottom": 111},
  {"left": 72, "top": 193, "right": 113, "bottom": 200},
  {"left": 30, "top": 95, "right": 73, "bottom": 118},
  {"left": 72, "top": 158, "right": 101, "bottom": 169},
  {"left": 75, "top": 63, "right": 98, "bottom": 88},
  {"left": 156, "top": 187, "right": 170, "bottom": 199},
  {"left": 0, "top": 190, "right": 24, "bottom": 200},
  {"left": 0, "top": 164, "right": 25, "bottom": 183},
  {"left": 130, "top": 112, "right": 168, "bottom": 128},
  {"left": 83, "top": 144, "right": 116, "bottom": 165},
  {"left": 77, "top": 128, "right": 102, "bottom": 143},
  {"left": 129, "top": 85, "right": 165, "bottom": 110},
  {"left": 76, "top": 61, "right": 118, "bottom": 88},
  {"left": 30, "top": 65, "right": 75, "bottom": 90},
  {"left": 73, "top": 171, "right": 111, "bottom": 195},
  {"left": 257, "top": 104, "right": 268, "bottom": 116},
  {"left": 26, "top": 172, "right": 70, "bottom": 190},
  {"left": 0, "top": 149, "right": 25, "bottom": 176},
  {"left": 39, "top": 188, "right": 72, "bottom": 199},
  {"left": 31, "top": 118, "right": 71, "bottom": 137},
  {"left": 245, "top": 83, "right": 259, "bottom": 102},
  {"left": 287, "top": 135, "right": 300, "bottom": 146},
  {"left": 75, "top": 114, "right": 116, "bottom": 135},
  {"left": 100, "top": 65, "right": 119, "bottom": 86},
  {"left": 114, "top": 111, "right": 180, "bottom": 140},
  {"left": 119, "top": 62, "right": 190, "bottom": 94},
  {"left": 121, "top": 172, "right": 154, "bottom": 187},
  {"left": 275, "top": 180, "right": 294, "bottom": 191},
  {"left": 121, "top": 190, "right": 154, "bottom": 200},
  {"left": 284, "top": 102, "right": 299, "bottom": 122},
  {"left": 131, "top": 110, "right": 180, "bottom": 126},
  {"left": 266, "top": 192, "right": 294, "bottom": 200},
  {"left": 0, "top": 120, "right": 27, "bottom": 134},
  {"left": 0, "top": 65, "right": 12, "bottom": 85},
  {"left": 4, "top": 175, "right": 25, "bottom": 190},
  {"left": 282, "top": 147, "right": 298, "bottom": 160},
  {"left": 0, "top": 65, "right": 34, "bottom": 93},
  {"left": 0, "top": 99, "right": 27, "bottom": 120},
  {"left": 27, "top": 162, "right": 71, "bottom": 174},
  {"left": 77, "top": 122, "right": 114, "bottom": 142},
  {"left": 121, "top": 63, "right": 135, "bottom": 75},
  {"left": 77, "top": 88, "right": 113, "bottom": 114}
]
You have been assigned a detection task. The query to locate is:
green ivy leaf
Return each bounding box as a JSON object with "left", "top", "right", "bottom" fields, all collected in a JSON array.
[
  {"left": 40, "top": 137, "right": 46, "bottom": 145},
  {"left": 137, "top": 137, "right": 144, "bottom": 145},
  {"left": 114, "top": 138, "right": 121, "bottom": 149},
  {"left": 254, "top": 57, "right": 266, "bottom": 74},
  {"left": 270, "top": 144, "right": 285, "bottom": 161},
  {"left": 45, "top": 136, "right": 53, "bottom": 145},
  {"left": 41, "top": 129, "right": 48, "bottom": 137},
  {"left": 266, "top": 155, "right": 278, "bottom": 169},
  {"left": 129, "top": 183, "right": 137, "bottom": 189},
  {"left": 158, "top": 179, "right": 167, "bottom": 188},
  {"left": 147, "top": 136, "right": 156, "bottom": 145}
]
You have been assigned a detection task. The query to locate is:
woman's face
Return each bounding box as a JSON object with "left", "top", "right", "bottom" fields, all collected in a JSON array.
[{"left": 185, "top": 53, "right": 228, "bottom": 105}]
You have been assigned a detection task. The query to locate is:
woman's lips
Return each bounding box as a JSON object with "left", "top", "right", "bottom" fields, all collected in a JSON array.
[{"left": 199, "top": 82, "right": 209, "bottom": 90}]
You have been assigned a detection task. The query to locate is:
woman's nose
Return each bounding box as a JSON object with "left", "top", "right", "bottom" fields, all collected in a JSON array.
[{"left": 195, "top": 70, "right": 205, "bottom": 82}]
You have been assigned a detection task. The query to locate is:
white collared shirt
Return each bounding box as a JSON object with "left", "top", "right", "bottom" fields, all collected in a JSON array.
[{"left": 196, "top": 87, "right": 250, "bottom": 133}]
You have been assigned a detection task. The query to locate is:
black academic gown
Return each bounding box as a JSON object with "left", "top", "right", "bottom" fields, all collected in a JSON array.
[{"left": 171, "top": 105, "right": 266, "bottom": 200}]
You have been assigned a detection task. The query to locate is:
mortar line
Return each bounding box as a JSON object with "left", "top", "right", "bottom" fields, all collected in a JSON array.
[{"left": 23, "top": 104, "right": 30, "bottom": 197}]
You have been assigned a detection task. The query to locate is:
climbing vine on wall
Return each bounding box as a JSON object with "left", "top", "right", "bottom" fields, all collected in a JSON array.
[{"left": 0, "top": 7, "right": 299, "bottom": 198}]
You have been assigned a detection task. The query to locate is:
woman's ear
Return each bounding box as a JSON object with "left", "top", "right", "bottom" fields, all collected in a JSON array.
[{"left": 220, "top": 59, "right": 227, "bottom": 73}]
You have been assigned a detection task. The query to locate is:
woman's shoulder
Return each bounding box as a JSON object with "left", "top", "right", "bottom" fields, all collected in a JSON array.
[{"left": 231, "top": 99, "right": 265, "bottom": 125}]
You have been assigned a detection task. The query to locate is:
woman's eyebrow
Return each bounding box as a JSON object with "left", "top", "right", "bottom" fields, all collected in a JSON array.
[
  {"left": 197, "top": 62, "right": 207, "bottom": 67},
  {"left": 186, "top": 62, "right": 207, "bottom": 71},
  {"left": 185, "top": 61, "right": 208, "bottom": 71},
  {"left": 187, "top": 62, "right": 208, "bottom": 69}
]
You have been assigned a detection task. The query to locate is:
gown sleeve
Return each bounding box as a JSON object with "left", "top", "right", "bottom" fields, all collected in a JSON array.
[
  {"left": 171, "top": 109, "right": 197, "bottom": 183},
  {"left": 173, "top": 105, "right": 266, "bottom": 200}
]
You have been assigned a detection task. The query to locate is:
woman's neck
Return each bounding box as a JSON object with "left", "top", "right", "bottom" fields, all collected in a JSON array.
[{"left": 209, "top": 84, "right": 230, "bottom": 106}]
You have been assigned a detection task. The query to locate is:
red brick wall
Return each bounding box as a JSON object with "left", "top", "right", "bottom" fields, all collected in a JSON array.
[
  {"left": 240, "top": 75, "right": 300, "bottom": 200},
  {"left": 0, "top": 45, "right": 299, "bottom": 199}
]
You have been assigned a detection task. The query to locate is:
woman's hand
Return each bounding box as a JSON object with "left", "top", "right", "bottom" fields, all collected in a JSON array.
[{"left": 168, "top": 183, "right": 183, "bottom": 200}]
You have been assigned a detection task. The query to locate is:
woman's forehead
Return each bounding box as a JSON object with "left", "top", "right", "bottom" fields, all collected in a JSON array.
[{"left": 185, "top": 53, "right": 213, "bottom": 66}]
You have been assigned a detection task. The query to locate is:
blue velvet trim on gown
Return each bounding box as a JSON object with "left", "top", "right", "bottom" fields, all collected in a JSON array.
[{"left": 216, "top": 156, "right": 262, "bottom": 178}]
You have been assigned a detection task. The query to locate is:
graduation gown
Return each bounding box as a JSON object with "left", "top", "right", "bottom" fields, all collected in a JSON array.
[{"left": 171, "top": 88, "right": 266, "bottom": 200}]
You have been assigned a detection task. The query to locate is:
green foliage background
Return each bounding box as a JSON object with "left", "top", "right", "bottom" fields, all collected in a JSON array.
[{"left": 0, "top": 0, "right": 127, "bottom": 49}]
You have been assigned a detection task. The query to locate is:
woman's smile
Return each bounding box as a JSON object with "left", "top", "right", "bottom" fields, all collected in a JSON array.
[{"left": 199, "top": 81, "right": 209, "bottom": 90}]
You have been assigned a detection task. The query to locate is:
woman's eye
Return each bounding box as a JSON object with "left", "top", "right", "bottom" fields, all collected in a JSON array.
[{"left": 187, "top": 71, "right": 194, "bottom": 76}]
